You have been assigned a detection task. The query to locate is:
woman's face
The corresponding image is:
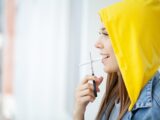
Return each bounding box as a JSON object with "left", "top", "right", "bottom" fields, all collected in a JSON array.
[{"left": 95, "top": 25, "right": 119, "bottom": 73}]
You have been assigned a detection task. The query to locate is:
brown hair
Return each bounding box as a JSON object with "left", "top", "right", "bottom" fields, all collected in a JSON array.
[{"left": 96, "top": 72, "right": 131, "bottom": 120}]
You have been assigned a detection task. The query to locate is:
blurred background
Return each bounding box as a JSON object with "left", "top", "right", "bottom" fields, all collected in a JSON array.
[{"left": 0, "top": 0, "right": 120, "bottom": 120}]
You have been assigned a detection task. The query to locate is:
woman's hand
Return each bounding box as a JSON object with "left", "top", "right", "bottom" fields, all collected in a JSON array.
[{"left": 73, "top": 75, "right": 103, "bottom": 120}]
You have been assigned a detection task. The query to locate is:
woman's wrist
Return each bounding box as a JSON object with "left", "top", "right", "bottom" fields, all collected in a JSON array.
[
  {"left": 73, "top": 106, "right": 85, "bottom": 120},
  {"left": 73, "top": 111, "right": 84, "bottom": 120}
]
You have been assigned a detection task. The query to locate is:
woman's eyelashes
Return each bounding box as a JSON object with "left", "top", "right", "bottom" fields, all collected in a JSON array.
[
  {"left": 102, "top": 32, "right": 109, "bottom": 36},
  {"left": 99, "top": 32, "right": 109, "bottom": 36}
]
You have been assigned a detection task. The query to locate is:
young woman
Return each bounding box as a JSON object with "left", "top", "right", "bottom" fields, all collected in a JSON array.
[{"left": 74, "top": 0, "right": 160, "bottom": 120}]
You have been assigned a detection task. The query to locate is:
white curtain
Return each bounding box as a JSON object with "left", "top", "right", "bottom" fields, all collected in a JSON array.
[{"left": 14, "top": 0, "right": 72, "bottom": 119}]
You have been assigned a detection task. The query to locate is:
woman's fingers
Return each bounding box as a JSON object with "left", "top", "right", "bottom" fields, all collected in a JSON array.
[
  {"left": 76, "top": 90, "right": 95, "bottom": 106},
  {"left": 78, "top": 95, "right": 95, "bottom": 104},
  {"left": 74, "top": 75, "right": 103, "bottom": 116},
  {"left": 95, "top": 76, "right": 103, "bottom": 86},
  {"left": 79, "top": 84, "right": 95, "bottom": 98},
  {"left": 81, "top": 75, "right": 97, "bottom": 84},
  {"left": 75, "top": 75, "right": 103, "bottom": 108},
  {"left": 81, "top": 75, "right": 103, "bottom": 86},
  {"left": 80, "top": 75, "right": 100, "bottom": 96},
  {"left": 79, "top": 82, "right": 93, "bottom": 91},
  {"left": 79, "top": 82, "right": 100, "bottom": 93}
]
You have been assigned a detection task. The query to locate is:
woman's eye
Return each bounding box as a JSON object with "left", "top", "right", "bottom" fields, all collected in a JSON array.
[
  {"left": 99, "top": 32, "right": 109, "bottom": 37},
  {"left": 102, "top": 32, "right": 109, "bottom": 36}
]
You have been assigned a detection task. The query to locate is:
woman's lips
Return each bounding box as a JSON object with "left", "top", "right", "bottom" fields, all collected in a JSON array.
[
  {"left": 102, "top": 56, "right": 110, "bottom": 64},
  {"left": 100, "top": 53, "right": 110, "bottom": 64}
]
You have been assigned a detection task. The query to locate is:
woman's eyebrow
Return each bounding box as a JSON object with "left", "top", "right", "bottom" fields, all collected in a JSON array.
[
  {"left": 101, "top": 27, "right": 106, "bottom": 31},
  {"left": 101, "top": 27, "right": 108, "bottom": 34}
]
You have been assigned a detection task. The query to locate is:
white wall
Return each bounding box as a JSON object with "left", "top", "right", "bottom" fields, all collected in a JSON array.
[{"left": 14, "top": 0, "right": 71, "bottom": 119}]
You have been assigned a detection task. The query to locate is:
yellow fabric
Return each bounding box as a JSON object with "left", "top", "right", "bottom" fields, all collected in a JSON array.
[{"left": 99, "top": 0, "right": 160, "bottom": 110}]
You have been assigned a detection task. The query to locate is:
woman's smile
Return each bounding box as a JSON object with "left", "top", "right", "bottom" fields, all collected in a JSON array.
[{"left": 100, "top": 53, "right": 110, "bottom": 64}]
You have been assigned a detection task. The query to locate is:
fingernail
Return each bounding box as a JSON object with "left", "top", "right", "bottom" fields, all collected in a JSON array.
[{"left": 97, "top": 88, "right": 100, "bottom": 92}]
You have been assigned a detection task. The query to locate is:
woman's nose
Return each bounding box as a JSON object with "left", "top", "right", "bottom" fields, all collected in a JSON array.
[{"left": 95, "top": 40, "right": 103, "bottom": 49}]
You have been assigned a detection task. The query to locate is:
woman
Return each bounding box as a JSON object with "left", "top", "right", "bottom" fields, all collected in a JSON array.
[{"left": 74, "top": 0, "right": 160, "bottom": 119}]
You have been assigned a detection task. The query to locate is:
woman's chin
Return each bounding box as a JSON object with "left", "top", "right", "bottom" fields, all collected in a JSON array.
[
  {"left": 103, "top": 67, "right": 118, "bottom": 73},
  {"left": 103, "top": 67, "right": 112, "bottom": 73}
]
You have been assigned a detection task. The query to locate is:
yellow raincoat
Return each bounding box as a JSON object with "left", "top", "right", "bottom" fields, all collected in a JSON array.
[{"left": 99, "top": 0, "right": 160, "bottom": 110}]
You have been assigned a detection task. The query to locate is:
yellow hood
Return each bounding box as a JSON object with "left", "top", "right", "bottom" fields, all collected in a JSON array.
[{"left": 99, "top": 0, "right": 160, "bottom": 110}]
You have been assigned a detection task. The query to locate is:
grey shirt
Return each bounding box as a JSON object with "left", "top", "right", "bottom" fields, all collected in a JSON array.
[{"left": 101, "top": 101, "right": 120, "bottom": 120}]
